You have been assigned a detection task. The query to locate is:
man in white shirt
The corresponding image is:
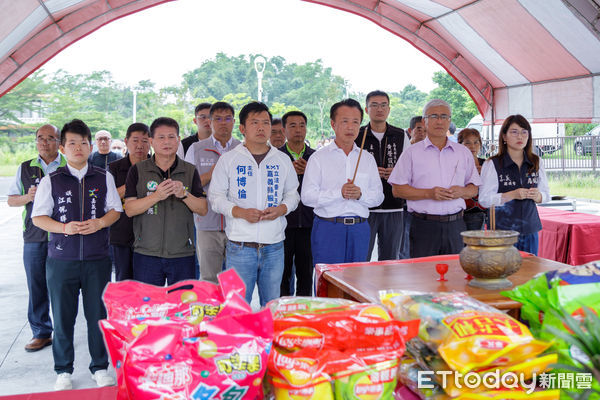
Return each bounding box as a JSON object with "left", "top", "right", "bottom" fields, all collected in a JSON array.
[
  {"left": 185, "top": 102, "right": 241, "bottom": 283},
  {"left": 209, "top": 102, "right": 299, "bottom": 306},
  {"left": 302, "top": 99, "right": 384, "bottom": 266},
  {"left": 31, "top": 119, "right": 122, "bottom": 391}
]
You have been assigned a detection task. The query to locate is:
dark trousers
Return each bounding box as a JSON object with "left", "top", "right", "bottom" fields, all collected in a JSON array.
[
  {"left": 399, "top": 212, "right": 411, "bottom": 259},
  {"left": 311, "top": 217, "right": 370, "bottom": 266},
  {"left": 111, "top": 245, "right": 133, "bottom": 281},
  {"left": 281, "top": 228, "right": 313, "bottom": 296},
  {"left": 367, "top": 211, "right": 405, "bottom": 261},
  {"left": 464, "top": 211, "right": 486, "bottom": 231},
  {"left": 46, "top": 256, "right": 111, "bottom": 374},
  {"left": 23, "top": 241, "right": 52, "bottom": 339},
  {"left": 409, "top": 214, "right": 466, "bottom": 258},
  {"left": 133, "top": 253, "right": 195, "bottom": 286}
]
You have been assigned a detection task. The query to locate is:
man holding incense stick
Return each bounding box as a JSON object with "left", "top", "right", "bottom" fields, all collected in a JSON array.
[
  {"left": 389, "top": 99, "right": 480, "bottom": 258},
  {"left": 302, "top": 98, "right": 383, "bottom": 266}
]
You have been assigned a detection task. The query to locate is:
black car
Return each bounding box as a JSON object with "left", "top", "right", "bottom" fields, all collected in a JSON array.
[{"left": 574, "top": 125, "right": 600, "bottom": 156}]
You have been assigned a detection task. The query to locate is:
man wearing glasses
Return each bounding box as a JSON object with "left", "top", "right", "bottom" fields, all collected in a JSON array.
[
  {"left": 356, "top": 90, "right": 410, "bottom": 261},
  {"left": 185, "top": 102, "right": 241, "bottom": 283},
  {"left": 389, "top": 99, "right": 481, "bottom": 258},
  {"left": 89, "top": 130, "right": 122, "bottom": 169},
  {"left": 7, "top": 124, "right": 66, "bottom": 352},
  {"left": 182, "top": 102, "right": 212, "bottom": 155}
]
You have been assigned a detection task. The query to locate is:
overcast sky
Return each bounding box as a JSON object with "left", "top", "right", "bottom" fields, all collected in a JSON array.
[{"left": 42, "top": 0, "right": 443, "bottom": 94}]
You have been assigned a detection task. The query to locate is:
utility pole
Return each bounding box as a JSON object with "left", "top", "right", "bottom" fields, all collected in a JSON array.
[{"left": 132, "top": 89, "right": 137, "bottom": 123}]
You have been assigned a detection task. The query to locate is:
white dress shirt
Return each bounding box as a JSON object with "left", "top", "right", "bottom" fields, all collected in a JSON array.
[
  {"left": 301, "top": 141, "right": 384, "bottom": 218},
  {"left": 32, "top": 163, "right": 123, "bottom": 218}
]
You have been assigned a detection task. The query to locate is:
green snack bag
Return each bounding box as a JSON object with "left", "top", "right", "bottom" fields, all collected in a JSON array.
[
  {"left": 333, "top": 361, "right": 397, "bottom": 400},
  {"left": 501, "top": 271, "right": 551, "bottom": 335}
]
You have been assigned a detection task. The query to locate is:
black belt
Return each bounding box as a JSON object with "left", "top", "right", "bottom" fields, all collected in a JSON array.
[
  {"left": 229, "top": 240, "right": 266, "bottom": 249},
  {"left": 317, "top": 216, "right": 367, "bottom": 225},
  {"left": 411, "top": 210, "right": 464, "bottom": 222}
]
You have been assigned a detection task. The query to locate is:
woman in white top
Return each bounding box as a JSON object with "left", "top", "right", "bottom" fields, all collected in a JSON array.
[{"left": 479, "top": 114, "right": 550, "bottom": 255}]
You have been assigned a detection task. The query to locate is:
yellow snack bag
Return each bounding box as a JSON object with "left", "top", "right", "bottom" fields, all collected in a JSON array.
[{"left": 380, "top": 291, "right": 552, "bottom": 374}]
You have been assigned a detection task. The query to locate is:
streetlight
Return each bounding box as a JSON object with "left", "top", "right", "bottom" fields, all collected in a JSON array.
[
  {"left": 254, "top": 55, "right": 266, "bottom": 102},
  {"left": 132, "top": 89, "right": 137, "bottom": 123}
]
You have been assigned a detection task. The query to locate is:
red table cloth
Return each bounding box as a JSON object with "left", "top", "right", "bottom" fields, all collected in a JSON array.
[{"left": 537, "top": 206, "right": 600, "bottom": 265}]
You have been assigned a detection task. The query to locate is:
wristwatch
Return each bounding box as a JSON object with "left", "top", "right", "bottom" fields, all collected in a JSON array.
[{"left": 181, "top": 190, "right": 189, "bottom": 200}]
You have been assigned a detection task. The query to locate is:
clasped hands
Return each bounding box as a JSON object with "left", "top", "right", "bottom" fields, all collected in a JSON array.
[
  {"left": 234, "top": 205, "right": 287, "bottom": 223},
  {"left": 342, "top": 179, "right": 362, "bottom": 200},
  {"left": 430, "top": 186, "right": 466, "bottom": 201},
  {"left": 154, "top": 179, "right": 187, "bottom": 200},
  {"left": 63, "top": 219, "right": 104, "bottom": 235}
]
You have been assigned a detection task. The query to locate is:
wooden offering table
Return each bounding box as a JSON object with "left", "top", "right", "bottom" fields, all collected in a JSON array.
[{"left": 320, "top": 255, "right": 567, "bottom": 316}]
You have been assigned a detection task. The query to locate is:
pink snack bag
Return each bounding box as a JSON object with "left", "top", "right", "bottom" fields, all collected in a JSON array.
[
  {"left": 102, "top": 269, "right": 247, "bottom": 322},
  {"left": 121, "top": 310, "right": 273, "bottom": 400}
]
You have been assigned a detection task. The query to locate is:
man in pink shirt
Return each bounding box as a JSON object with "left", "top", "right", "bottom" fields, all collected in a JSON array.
[{"left": 388, "top": 99, "right": 481, "bottom": 257}]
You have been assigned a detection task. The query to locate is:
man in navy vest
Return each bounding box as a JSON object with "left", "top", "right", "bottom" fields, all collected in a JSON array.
[
  {"left": 32, "top": 119, "right": 122, "bottom": 391},
  {"left": 8, "top": 124, "right": 66, "bottom": 352}
]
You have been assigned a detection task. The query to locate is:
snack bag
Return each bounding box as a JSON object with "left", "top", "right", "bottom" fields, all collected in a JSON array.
[
  {"left": 120, "top": 309, "right": 273, "bottom": 400},
  {"left": 502, "top": 262, "right": 600, "bottom": 335},
  {"left": 103, "top": 269, "right": 249, "bottom": 324},
  {"left": 381, "top": 291, "right": 552, "bottom": 374},
  {"left": 270, "top": 297, "right": 419, "bottom": 352}
]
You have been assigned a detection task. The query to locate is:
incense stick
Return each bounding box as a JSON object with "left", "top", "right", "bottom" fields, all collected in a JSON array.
[
  {"left": 351, "top": 128, "right": 368, "bottom": 184},
  {"left": 490, "top": 205, "right": 495, "bottom": 231}
]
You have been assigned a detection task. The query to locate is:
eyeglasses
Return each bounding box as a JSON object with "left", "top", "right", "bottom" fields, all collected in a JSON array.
[
  {"left": 507, "top": 129, "right": 529, "bottom": 137},
  {"left": 425, "top": 114, "right": 451, "bottom": 121},
  {"left": 212, "top": 116, "right": 234, "bottom": 123},
  {"left": 368, "top": 102, "right": 389, "bottom": 109},
  {"left": 96, "top": 137, "right": 111, "bottom": 142},
  {"left": 35, "top": 138, "right": 59, "bottom": 143},
  {"left": 195, "top": 115, "right": 209, "bottom": 121}
]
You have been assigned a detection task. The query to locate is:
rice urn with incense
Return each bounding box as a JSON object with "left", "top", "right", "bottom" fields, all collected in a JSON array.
[{"left": 459, "top": 206, "right": 522, "bottom": 289}]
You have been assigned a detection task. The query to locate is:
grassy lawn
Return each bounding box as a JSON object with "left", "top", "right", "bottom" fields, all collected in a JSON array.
[
  {"left": 0, "top": 165, "right": 18, "bottom": 177},
  {"left": 547, "top": 173, "right": 600, "bottom": 201}
]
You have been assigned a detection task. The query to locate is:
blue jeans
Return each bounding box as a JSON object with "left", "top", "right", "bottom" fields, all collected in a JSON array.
[
  {"left": 516, "top": 232, "right": 539, "bottom": 256},
  {"left": 23, "top": 241, "right": 52, "bottom": 338},
  {"left": 133, "top": 253, "right": 196, "bottom": 286},
  {"left": 226, "top": 240, "right": 284, "bottom": 307}
]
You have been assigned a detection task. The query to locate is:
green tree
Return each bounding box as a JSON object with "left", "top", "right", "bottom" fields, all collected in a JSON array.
[
  {"left": 0, "top": 70, "right": 47, "bottom": 123},
  {"left": 428, "top": 71, "right": 478, "bottom": 128}
]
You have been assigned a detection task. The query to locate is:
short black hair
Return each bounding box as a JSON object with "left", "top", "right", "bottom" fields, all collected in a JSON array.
[
  {"left": 60, "top": 119, "right": 91, "bottom": 145},
  {"left": 330, "top": 98, "right": 363, "bottom": 121},
  {"left": 194, "top": 102, "right": 212, "bottom": 115},
  {"left": 409, "top": 116, "right": 423, "bottom": 130},
  {"left": 366, "top": 90, "right": 390, "bottom": 104},
  {"left": 209, "top": 101, "right": 234, "bottom": 117},
  {"left": 272, "top": 118, "right": 282, "bottom": 126},
  {"left": 126, "top": 122, "right": 150, "bottom": 139},
  {"left": 449, "top": 122, "right": 456, "bottom": 135},
  {"left": 239, "top": 102, "right": 272, "bottom": 126},
  {"left": 149, "top": 117, "right": 179, "bottom": 138},
  {"left": 282, "top": 111, "right": 307, "bottom": 127}
]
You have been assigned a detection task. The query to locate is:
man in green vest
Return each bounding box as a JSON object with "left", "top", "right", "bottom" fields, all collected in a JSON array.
[
  {"left": 8, "top": 124, "right": 66, "bottom": 352},
  {"left": 124, "top": 117, "right": 208, "bottom": 285}
]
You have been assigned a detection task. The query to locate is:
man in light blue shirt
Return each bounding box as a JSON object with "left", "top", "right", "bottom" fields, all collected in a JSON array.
[{"left": 7, "top": 124, "right": 66, "bottom": 352}]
